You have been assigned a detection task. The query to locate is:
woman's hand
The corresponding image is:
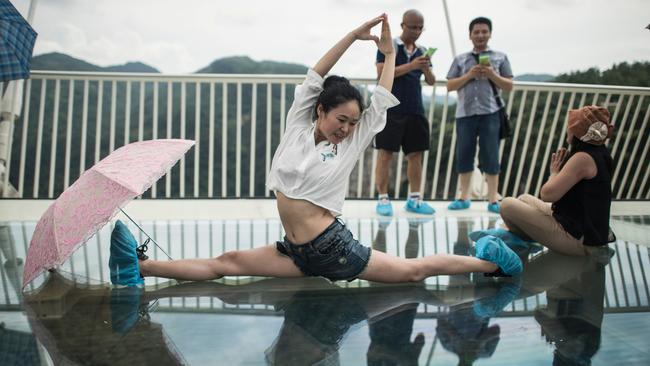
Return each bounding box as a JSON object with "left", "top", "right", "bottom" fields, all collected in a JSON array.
[
  {"left": 376, "top": 14, "right": 394, "bottom": 56},
  {"left": 351, "top": 14, "right": 384, "bottom": 43},
  {"left": 550, "top": 148, "right": 567, "bottom": 175}
]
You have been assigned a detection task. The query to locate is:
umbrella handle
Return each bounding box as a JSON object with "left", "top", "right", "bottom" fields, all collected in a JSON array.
[{"left": 118, "top": 208, "right": 173, "bottom": 260}]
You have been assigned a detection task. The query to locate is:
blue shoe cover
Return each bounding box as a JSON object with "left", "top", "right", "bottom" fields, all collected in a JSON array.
[
  {"left": 474, "top": 281, "right": 521, "bottom": 318},
  {"left": 475, "top": 235, "right": 523, "bottom": 276},
  {"left": 448, "top": 199, "right": 471, "bottom": 210},
  {"left": 376, "top": 200, "right": 394, "bottom": 216},
  {"left": 110, "top": 286, "right": 144, "bottom": 334},
  {"left": 487, "top": 202, "right": 501, "bottom": 214},
  {"left": 469, "top": 228, "right": 533, "bottom": 249},
  {"left": 405, "top": 198, "right": 435, "bottom": 215},
  {"left": 109, "top": 220, "right": 144, "bottom": 287}
]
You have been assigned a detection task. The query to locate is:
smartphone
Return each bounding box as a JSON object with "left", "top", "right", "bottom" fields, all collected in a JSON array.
[
  {"left": 478, "top": 54, "right": 490, "bottom": 66},
  {"left": 424, "top": 47, "right": 437, "bottom": 58}
]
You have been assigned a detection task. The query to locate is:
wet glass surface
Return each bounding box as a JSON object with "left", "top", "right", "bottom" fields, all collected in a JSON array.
[{"left": 1, "top": 215, "right": 650, "bottom": 365}]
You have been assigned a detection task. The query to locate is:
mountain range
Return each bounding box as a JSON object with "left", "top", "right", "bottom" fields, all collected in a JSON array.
[{"left": 31, "top": 52, "right": 555, "bottom": 81}]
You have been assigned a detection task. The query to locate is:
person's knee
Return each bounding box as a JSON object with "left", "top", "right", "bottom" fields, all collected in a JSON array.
[
  {"left": 404, "top": 265, "right": 426, "bottom": 282},
  {"left": 406, "top": 151, "right": 423, "bottom": 161},
  {"left": 378, "top": 150, "right": 393, "bottom": 163},
  {"left": 215, "top": 251, "right": 241, "bottom": 274},
  {"left": 517, "top": 193, "right": 535, "bottom": 203},
  {"left": 500, "top": 197, "right": 517, "bottom": 218}
]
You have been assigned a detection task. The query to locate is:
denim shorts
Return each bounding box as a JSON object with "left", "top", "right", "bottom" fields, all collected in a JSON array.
[
  {"left": 455, "top": 111, "right": 501, "bottom": 174},
  {"left": 276, "top": 219, "right": 372, "bottom": 282}
]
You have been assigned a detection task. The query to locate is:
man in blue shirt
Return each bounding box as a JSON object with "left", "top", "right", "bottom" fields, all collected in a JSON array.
[
  {"left": 446, "top": 17, "right": 513, "bottom": 214},
  {"left": 374, "top": 9, "right": 436, "bottom": 216}
]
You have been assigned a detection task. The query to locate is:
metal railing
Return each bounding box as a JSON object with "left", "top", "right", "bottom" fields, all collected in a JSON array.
[{"left": 4, "top": 71, "right": 650, "bottom": 200}]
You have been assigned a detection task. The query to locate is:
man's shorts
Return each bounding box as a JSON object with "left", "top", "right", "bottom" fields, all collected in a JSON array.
[
  {"left": 455, "top": 111, "right": 501, "bottom": 174},
  {"left": 373, "top": 112, "right": 430, "bottom": 154},
  {"left": 276, "top": 219, "right": 371, "bottom": 282}
]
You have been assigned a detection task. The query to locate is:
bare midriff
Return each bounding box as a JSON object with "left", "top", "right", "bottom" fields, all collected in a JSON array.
[{"left": 275, "top": 191, "right": 336, "bottom": 244}]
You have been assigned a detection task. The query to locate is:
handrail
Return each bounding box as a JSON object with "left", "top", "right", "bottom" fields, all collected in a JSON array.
[{"left": 3, "top": 70, "right": 649, "bottom": 200}]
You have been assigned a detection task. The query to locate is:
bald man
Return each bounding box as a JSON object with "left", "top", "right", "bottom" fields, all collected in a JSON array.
[{"left": 374, "top": 9, "right": 436, "bottom": 216}]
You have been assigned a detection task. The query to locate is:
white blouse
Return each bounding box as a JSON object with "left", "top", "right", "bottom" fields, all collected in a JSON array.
[{"left": 267, "top": 69, "right": 400, "bottom": 216}]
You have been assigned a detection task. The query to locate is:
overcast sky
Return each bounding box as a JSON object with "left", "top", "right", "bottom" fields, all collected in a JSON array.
[{"left": 12, "top": 0, "right": 650, "bottom": 78}]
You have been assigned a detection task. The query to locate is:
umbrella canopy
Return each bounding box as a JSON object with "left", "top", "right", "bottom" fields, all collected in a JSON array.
[
  {"left": 0, "top": 0, "right": 38, "bottom": 82},
  {"left": 23, "top": 139, "right": 195, "bottom": 287}
]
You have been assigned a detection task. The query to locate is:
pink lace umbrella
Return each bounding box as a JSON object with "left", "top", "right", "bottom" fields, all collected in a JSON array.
[{"left": 23, "top": 139, "right": 195, "bottom": 288}]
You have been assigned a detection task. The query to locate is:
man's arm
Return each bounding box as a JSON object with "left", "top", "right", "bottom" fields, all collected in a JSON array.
[
  {"left": 486, "top": 71, "right": 513, "bottom": 92},
  {"left": 447, "top": 67, "right": 479, "bottom": 91},
  {"left": 376, "top": 62, "right": 417, "bottom": 79},
  {"left": 376, "top": 55, "right": 435, "bottom": 84}
]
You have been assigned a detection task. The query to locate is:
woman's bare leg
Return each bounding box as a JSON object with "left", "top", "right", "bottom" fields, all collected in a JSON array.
[
  {"left": 139, "top": 244, "right": 304, "bottom": 281},
  {"left": 359, "top": 250, "right": 497, "bottom": 283}
]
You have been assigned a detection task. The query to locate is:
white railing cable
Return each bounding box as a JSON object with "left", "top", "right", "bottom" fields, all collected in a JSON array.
[
  {"left": 47, "top": 79, "right": 60, "bottom": 198},
  {"left": 165, "top": 81, "right": 172, "bottom": 197},
  {"left": 498, "top": 91, "right": 515, "bottom": 161},
  {"left": 610, "top": 94, "right": 634, "bottom": 158},
  {"left": 619, "top": 102, "right": 650, "bottom": 199},
  {"left": 442, "top": 112, "right": 456, "bottom": 199},
  {"left": 32, "top": 79, "right": 46, "bottom": 198},
  {"left": 194, "top": 81, "right": 201, "bottom": 198},
  {"left": 524, "top": 91, "right": 552, "bottom": 194},
  {"left": 612, "top": 96, "right": 645, "bottom": 192},
  {"left": 431, "top": 93, "right": 449, "bottom": 199},
  {"left": 513, "top": 90, "right": 540, "bottom": 197},
  {"left": 152, "top": 81, "right": 158, "bottom": 198},
  {"left": 249, "top": 83, "right": 257, "bottom": 197},
  {"left": 265, "top": 82, "right": 272, "bottom": 197},
  {"left": 17, "top": 79, "right": 31, "bottom": 197},
  {"left": 138, "top": 81, "right": 144, "bottom": 142},
  {"left": 221, "top": 83, "right": 228, "bottom": 197},
  {"left": 280, "top": 83, "right": 286, "bottom": 139},
  {"left": 633, "top": 116, "right": 650, "bottom": 199},
  {"left": 236, "top": 82, "right": 242, "bottom": 197},
  {"left": 79, "top": 80, "right": 89, "bottom": 176},
  {"left": 124, "top": 80, "right": 131, "bottom": 146},
  {"left": 180, "top": 82, "right": 186, "bottom": 198},
  {"left": 208, "top": 82, "right": 215, "bottom": 198},
  {"left": 63, "top": 80, "right": 74, "bottom": 190},
  {"left": 394, "top": 149, "right": 404, "bottom": 198},
  {"left": 502, "top": 90, "right": 528, "bottom": 196},
  {"left": 356, "top": 88, "right": 369, "bottom": 198},
  {"left": 534, "top": 91, "right": 565, "bottom": 196},
  {"left": 109, "top": 81, "right": 116, "bottom": 153},
  {"left": 420, "top": 85, "right": 437, "bottom": 196}
]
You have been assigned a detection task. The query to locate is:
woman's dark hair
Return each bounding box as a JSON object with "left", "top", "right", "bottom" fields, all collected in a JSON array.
[
  {"left": 469, "top": 16, "right": 492, "bottom": 33},
  {"left": 312, "top": 75, "right": 364, "bottom": 120}
]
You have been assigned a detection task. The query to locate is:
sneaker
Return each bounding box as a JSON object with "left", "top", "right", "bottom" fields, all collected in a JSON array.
[
  {"left": 109, "top": 220, "right": 144, "bottom": 287},
  {"left": 474, "top": 235, "right": 523, "bottom": 276},
  {"left": 487, "top": 202, "right": 501, "bottom": 214},
  {"left": 473, "top": 281, "right": 521, "bottom": 318},
  {"left": 405, "top": 198, "right": 435, "bottom": 215},
  {"left": 448, "top": 199, "right": 471, "bottom": 210},
  {"left": 469, "top": 228, "right": 533, "bottom": 249},
  {"left": 376, "top": 200, "right": 393, "bottom": 216}
]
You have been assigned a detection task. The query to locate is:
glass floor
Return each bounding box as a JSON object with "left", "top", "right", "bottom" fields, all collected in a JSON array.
[{"left": 1, "top": 214, "right": 649, "bottom": 365}]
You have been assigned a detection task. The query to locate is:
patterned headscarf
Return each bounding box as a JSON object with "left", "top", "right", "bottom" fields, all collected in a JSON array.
[{"left": 567, "top": 105, "right": 614, "bottom": 145}]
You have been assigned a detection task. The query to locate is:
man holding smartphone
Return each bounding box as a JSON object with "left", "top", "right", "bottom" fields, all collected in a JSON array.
[
  {"left": 374, "top": 9, "right": 436, "bottom": 216},
  {"left": 446, "top": 16, "right": 513, "bottom": 214}
]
